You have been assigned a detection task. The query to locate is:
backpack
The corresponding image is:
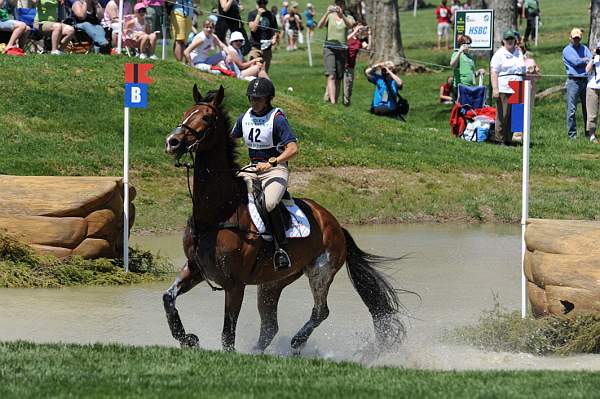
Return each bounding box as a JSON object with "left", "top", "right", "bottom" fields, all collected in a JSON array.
[{"left": 397, "top": 94, "right": 409, "bottom": 116}]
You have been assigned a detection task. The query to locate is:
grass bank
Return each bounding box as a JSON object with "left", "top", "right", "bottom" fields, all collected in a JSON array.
[
  {"left": 1, "top": 0, "right": 598, "bottom": 231},
  {"left": 2, "top": 341, "right": 600, "bottom": 399}
]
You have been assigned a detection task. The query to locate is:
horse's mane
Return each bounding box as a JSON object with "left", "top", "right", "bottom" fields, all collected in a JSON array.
[{"left": 202, "top": 90, "right": 240, "bottom": 171}]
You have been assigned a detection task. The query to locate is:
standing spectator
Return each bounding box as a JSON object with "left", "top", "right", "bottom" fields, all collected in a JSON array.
[
  {"left": 170, "top": 0, "right": 193, "bottom": 62},
  {"left": 450, "top": 34, "right": 485, "bottom": 99},
  {"left": 439, "top": 76, "right": 454, "bottom": 104},
  {"left": 522, "top": 0, "right": 539, "bottom": 45},
  {"left": 563, "top": 28, "right": 592, "bottom": 140},
  {"left": 0, "top": 0, "right": 29, "bottom": 51},
  {"left": 434, "top": 0, "right": 451, "bottom": 50},
  {"left": 304, "top": 2, "right": 315, "bottom": 40},
  {"left": 490, "top": 29, "right": 526, "bottom": 145},
  {"left": 283, "top": 1, "right": 301, "bottom": 51},
  {"left": 463, "top": 0, "right": 472, "bottom": 10},
  {"left": 124, "top": 3, "right": 158, "bottom": 59},
  {"left": 450, "top": 0, "right": 462, "bottom": 24},
  {"left": 585, "top": 41, "right": 600, "bottom": 143},
  {"left": 344, "top": 22, "right": 370, "bottom": 107},
  {"left": 36, "top": 0, "right": 75, "bottom": 54},
  {"left": 248, "top": 0, "right": 278, "bottom": 73},
  {"left": 317, "top": 0, "right": 355, "bottom": 105},
  {"left": 67, "top": 0, "right": 110, "bottom": 53},
  {"left": 216, "top": 0, "right": 249, "bottom": 55},
  {"left": 143, "top": 0, "right": 165, "bottom": 38},
  {"left": 365, "top": 61, "right": 406, "bottom": 120},
  {"left": 184, "top": 19, "right": 227, "bottom": 70}
]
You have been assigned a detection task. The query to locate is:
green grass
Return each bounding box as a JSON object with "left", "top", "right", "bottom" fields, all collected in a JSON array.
[
  {"left": 3, "top": 341, "right": 600, "bottom": 399},
  {"left": 0, "top": 0, "right": 598, "bottom": 231}
]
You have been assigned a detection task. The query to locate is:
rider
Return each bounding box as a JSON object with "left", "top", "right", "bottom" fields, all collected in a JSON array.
[{"left": 231, "top": 78, "right": 298, "bottom": 270}]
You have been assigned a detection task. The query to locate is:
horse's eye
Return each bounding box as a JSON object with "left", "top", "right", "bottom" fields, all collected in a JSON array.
[{"left": 202, "top": 115, "right": 212, "bottom": 122}]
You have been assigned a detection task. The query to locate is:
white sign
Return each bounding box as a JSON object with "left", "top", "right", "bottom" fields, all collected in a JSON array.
[{"left": 454, "top": 9, "right": 494, "bottom": 50}]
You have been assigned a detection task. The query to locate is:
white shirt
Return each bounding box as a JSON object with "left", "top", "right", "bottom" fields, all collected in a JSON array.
[
  {"left": 190, "top": 32, "right": 217, "bottom": 65},
  {"left": 241, "top": 107, "right": 281, "bottom": 150},
  {"left": 490, "top": 46, "right": 526, "bottom": 93},
  {"left": 588, "top": 56, "right": 600, "bottom": 89}
]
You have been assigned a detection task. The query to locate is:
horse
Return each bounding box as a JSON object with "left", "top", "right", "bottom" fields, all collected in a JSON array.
[{"left": 162, "top": 84, "right": 407, "bottom": 354}]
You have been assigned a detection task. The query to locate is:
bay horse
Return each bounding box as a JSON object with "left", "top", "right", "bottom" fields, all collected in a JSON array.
[{"left": 163, "top": 84, "right": 406, "bottom": 354}]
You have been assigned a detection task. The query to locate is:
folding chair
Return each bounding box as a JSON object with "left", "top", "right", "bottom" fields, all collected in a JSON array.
[{"left": 457, "top": 84, "right": 487, "bottom": 110}]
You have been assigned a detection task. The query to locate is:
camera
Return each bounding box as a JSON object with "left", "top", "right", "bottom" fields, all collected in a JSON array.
[
  {"left": 328, "top": 5, "right": 338, "bottom": 12},
  {"left": 595, "top": 48, "right": 600, "bottom": 55}
]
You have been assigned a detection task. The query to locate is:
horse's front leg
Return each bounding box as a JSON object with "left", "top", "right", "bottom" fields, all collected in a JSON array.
[
  {"left": 222, "top": 284, "right": 246, "bottom": 351},
  {"left": 163, "top": 262, "right": 204, "bottom": 347}
]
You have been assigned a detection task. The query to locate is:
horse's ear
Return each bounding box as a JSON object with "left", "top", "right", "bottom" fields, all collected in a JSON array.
[
  {"left": 211, "top": 85, "right": 225, "bottom": 107},
  {"left": 193, "top": 84, "right": 202, "bottom": 104}
]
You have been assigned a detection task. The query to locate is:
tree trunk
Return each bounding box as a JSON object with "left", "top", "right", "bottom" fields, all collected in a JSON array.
[
  {"left": 364, "top": 0, "right": 406, "bottom": 66},
  {"left": 487, "top": 0, "right": 517, "bottom": 50},
  {"left": 590, "top": 0, "right": 600, "bottom": 48}
]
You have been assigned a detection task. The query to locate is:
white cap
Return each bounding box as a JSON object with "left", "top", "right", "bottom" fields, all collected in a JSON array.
[{"left": 229, "top": 31, "right": 245, "bottom": 44}]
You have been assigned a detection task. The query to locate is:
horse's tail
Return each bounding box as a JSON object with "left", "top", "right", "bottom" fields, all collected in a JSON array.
[{"left": 343, "top": 228, "right": 407, "bottom": 348}]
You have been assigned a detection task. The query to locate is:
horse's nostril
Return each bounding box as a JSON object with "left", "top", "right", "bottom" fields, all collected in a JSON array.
[{"left": 169, "top": 138, "right": 180, "bottom": 147}]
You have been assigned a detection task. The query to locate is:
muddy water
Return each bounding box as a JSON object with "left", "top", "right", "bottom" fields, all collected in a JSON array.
[{"left": 3, "top": 224, "right": 600, "bottom": 371}]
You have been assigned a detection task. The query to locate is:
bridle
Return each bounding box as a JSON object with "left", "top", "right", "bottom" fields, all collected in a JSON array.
[{"left": 173, "top": 102, "right": 220, "bottom": 161}]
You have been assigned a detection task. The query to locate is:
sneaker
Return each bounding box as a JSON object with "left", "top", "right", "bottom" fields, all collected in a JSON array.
[
  {"left": 591, "top": 136, "right": 598, "bottom": 144},
  {"left": 149, "top": 54, "right": 158, "bottom": 60},
  {"left": 139, "top": 53, "right": 147, "bottom": 59},
  {"left": 50, "top": 49, "right": 63, "bottom": 55}
]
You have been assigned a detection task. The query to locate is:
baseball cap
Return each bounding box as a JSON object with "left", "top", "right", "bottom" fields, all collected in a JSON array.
[
  {"left": 502, "top": 29, "right": 516, "bottom": 40},
  {"left": 570, "top": 28, "right": 583, "bottom": 39},
  {"left": 229, "top": 31, "right": 245, "bottom": 44},
  {"left": 134, "top": 2, "right": 146, "bottom": 12}
]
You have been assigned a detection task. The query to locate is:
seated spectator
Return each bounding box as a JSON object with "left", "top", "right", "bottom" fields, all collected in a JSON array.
[
  {"left": 101, "top": 0, "right": 119, "bottom": 48},
  {"left": 124, "top": 3, "right": 157, "bottom": 59},
  {"left": 283, "top": 1, "right": 302, "bottom": 51},
  {"left": 365, "top": 61, "right": 407, "bottom": 120},
  {"left": 67, "top": 0, "right": 110, "bottom": 53},
  {"left": 33, "top": 0, "right": 75, "bottom": 54},
  {"left": 0, "top": 0, "right": 30, "bottom": 52},
  {"left": 224, "top": 30, "right": 268, "bottom": 80},
  {"left": 439, "top": 76, "right": 454, "bottom": 104},
  {"left": 184, "top": 19, "right": 228, "bottom": 70}
]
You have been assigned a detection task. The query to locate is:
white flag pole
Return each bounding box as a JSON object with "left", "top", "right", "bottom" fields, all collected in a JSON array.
[
  {"left": 123, "top": 106, "right": 130, "bottom": 273},
  {"left": 117, "top": 0, "right": 124, "bottom": 54},
  {"left": 521, "top": 80, "right": 532, "bottom": 318},
  {"left": 413, "top": 0, "right": 418, "bottom": 16},
  {"left": 162, "top": 5, "right": 167, "bottom": 60},
  {"left": 306, "top": 31, "right": 313, "bottom": 67},
  {"left": 535, "top": 16, "right": 539, "bottom": 47}
]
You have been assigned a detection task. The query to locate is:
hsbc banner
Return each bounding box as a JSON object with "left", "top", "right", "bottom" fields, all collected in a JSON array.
[{"left": 454, "top": 9, "right": 494, "bottom": 51}]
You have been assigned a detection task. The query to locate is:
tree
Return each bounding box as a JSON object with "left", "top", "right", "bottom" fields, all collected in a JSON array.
[
  {"left": 590, "top": 0, "right": 600, "bottom": 48},
  {"left": 363, "top": 0, "right": 406, "bottom": 66},
  {"left": 472, "top": 0, "right": 517, "bottom": 50}
]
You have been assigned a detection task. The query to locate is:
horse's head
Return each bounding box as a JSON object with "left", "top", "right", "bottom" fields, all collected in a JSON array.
[{"left": 165, "top": 84, "right": 225, "bottom": 162}]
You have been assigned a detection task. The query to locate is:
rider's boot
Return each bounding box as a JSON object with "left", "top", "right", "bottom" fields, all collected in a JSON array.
[{"left": 267, "top": 206, "right": 291, "bottom": 271}]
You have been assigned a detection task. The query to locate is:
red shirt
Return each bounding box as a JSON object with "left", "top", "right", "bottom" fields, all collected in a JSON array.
[
  {"left": 346, "top": 37, "right": 362, "bottom": 69},
  {"left": 435, "top": 6, "right": 451, "bottom": 24},
  {"left": 440, "top": 83, "right": 451, "bottom": 101}
]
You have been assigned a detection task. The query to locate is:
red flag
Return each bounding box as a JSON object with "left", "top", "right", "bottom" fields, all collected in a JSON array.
[
  {"left": 507, "top": 80, "right": 524, "bottom": 104},
  {"left": 124, "top": 63, "right": 153, "bottom": 84}
]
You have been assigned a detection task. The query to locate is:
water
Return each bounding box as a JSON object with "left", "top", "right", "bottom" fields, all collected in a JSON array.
[{"left": 3, "top": 224, "right": 600, "bottom": 371}]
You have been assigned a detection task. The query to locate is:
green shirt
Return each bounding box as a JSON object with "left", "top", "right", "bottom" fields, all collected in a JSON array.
[
  {"left": 451, "top": 50, "right": 476, "bottom": 87},
  {"left": 37, "top": 0, "right": 58, "bottom": 22},
  {"left": 324, "top": 13, "right": 355, "bottom": 47},
  {"left": 524, "top": 0, "right": 539, "bottom": 13}
]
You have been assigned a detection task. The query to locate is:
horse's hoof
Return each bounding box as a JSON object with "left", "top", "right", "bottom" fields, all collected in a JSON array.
[
  {"left": 291, "top": 346, "right": 302, "bottom": 356},
  {"left": 222, "top": 345, "right": 236, "bottom": 352},
  {"left": 180, "top": 333, "right": 199, "bottom": 348},
  {"left": 250, "top": 346, "right": 265, "bottom": 355}
]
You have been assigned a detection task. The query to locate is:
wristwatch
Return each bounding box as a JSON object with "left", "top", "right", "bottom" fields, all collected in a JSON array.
[{"left": 268, "top": 157, "right": 278, "bottom": 167}]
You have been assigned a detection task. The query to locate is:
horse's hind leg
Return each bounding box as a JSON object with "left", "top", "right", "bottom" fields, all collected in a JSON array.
[
  {"left": 290, "top": 252, "right": 337, "bottom": 355},
  {"left": 163, "top": 262, "right": 204, "bottom": 347}
]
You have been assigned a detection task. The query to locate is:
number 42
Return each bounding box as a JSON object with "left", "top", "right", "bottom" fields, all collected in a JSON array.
[{"left": 248, "top": 128, "right": 262, "bottom": 142}]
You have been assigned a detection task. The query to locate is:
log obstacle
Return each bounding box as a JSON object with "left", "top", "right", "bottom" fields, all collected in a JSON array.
[
  {"left": 0, "top": 176, "right": 135, "bottom": 259},
  {"left": 525, "top": 218, "right": 600, "bottom": 317}
]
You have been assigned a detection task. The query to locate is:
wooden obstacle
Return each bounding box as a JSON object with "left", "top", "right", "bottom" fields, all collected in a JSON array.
[
  {"left": 525, "top": 218, "right": 600, "bottom": 317},
  {"left": 0, "top": 176, "right": 135, "bottom": 259}
]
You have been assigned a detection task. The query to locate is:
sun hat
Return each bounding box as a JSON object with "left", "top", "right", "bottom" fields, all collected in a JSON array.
[
  {"left": 307, "top": 2, "right": 313, "bottom": 7},
  {"left": 570, "top": 28, "right": 583, "bottom": 39},
  {"left": 291, "top": 1, "right": 299, "bottom": 8},
  {"left": 502, "top": 29, "right": 516, "bottom": 40},
  {"left": 134, "top": 3, "right": 146, "bottom": 12},
  {"left": 229, "top": 31, "right": 245, "bottom": 44}
]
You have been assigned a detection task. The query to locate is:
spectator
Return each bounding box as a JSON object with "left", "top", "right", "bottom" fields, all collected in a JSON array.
[
  {"left": 248, "top": 0, "right": 278, "bottom": 73},
  {"left": 271, "top": 5, "right": 281, "bottom": 45},
  {"left": 184, "top": 19, "right": 228, "bottom": 70},
  {"left": 124, "top": 3, "right": 157, "bottom": 59},
  {"left": 35, "top": 0, "right": 75, "bottom": 54},
  {"left": 585, "top": 41, "right": 600, "bottom": 144},
  {"left": 463, "top": 0, "right": 472, "bottom": 10},
  {"left": 283, "top": 1, "right": 301, "bottom": 51},
  {"left": 439, "top": 76, "right": 454, "bottom": 104},
  {"left": 563, "top": 28, "right": 592, "bottom": 140},
  {"left": 434, "top": 0, "right": 451, "bottom": 50},
  {"left": 317, "top": 0, "right": 355, "bottom": 105},
  {"left": 143, "top": 0, "right": 165, "bottom": 37},
  {"left": 216, "top": 0, "right": 249, "bottom": 55},
  {"left": 0, "top": 0, "right": 29, "bottom": 51},
  {"left": 365, "top": 61, "right": 406, "bottom": 120},
  {"left": 225, "top": 30, "right": 269, "bottom": 80},
  {"left": 490, "top": 29, "right": 526, "bottom": 145},
  {"left": 522, "top": 0, "right": 539, "bottom": 45},
  {"left": 170, "top": 0, "right": 193, "bottom": 62},
  {"left": 101, "top": 0, "right": 119, "bottom": 48},
  {"left": 450, "top": 34, "right": 485, "bottom": 99},
  {"left": 344, "top": 22, "right": 370, "bottom": 107},
  {"left": 67, "top": 0, "right": 110, "bottom": 53},
  {"left": 304, "top": 2, "right": 315, "bottom": 40},
  {"left": 450, "top": 0, "right": 461, "bottom": 24}
]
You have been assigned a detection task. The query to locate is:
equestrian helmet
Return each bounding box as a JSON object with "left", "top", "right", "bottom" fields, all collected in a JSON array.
[{"left": 247, "top": 78, "right": 275, "bottom": 99}]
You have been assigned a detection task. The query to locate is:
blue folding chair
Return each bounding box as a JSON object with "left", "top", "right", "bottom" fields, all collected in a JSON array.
[{"left": 457, "top": 84, "right": 487, "bottom": 109}]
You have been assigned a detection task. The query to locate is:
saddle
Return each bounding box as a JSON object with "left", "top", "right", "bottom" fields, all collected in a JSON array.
[{"left": 252, "top": 179, "right": 292, "bottom": 234}]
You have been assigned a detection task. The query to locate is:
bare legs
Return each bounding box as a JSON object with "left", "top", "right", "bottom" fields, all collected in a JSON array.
[
  {"left": 325, "top": 75, "right": 341, "bottom": 104},
  {"left": 173, "top": 39, "right": 185, "bottom": 62},
  {"left": 7, "top": 21, "right": 29, "bottom": 49}
]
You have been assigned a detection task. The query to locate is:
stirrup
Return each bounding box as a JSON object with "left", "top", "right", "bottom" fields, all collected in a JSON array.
[{"left": 273, "top": 248, "right": 291, "bottom": 271}]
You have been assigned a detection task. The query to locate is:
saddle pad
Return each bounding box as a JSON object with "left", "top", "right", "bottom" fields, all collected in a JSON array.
[{"left": 248, "top": 194, "right": 310, "bottom": 238}]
